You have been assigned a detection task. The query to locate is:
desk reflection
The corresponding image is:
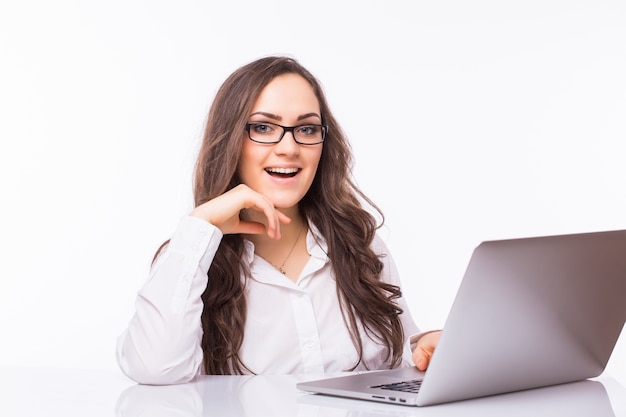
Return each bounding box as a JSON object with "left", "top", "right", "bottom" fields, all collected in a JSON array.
[
  {"left": 116, "top": 382, "right": 203, "bottom": 417},
  {"left": 116, "top": 375, "right": 618, "bottom": 417}
]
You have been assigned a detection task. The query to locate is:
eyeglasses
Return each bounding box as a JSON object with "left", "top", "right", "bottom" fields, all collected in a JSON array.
[{"left": 245, "top": 122, "right": 327, "bottom": 145}]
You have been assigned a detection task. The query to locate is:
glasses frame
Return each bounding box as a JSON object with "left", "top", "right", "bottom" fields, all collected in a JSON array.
[{"left": 245, "top": 122, "right": 327, "bottom": 145}]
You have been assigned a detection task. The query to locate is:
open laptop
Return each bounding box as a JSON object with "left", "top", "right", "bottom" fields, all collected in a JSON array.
[{"left": 297, "top": 229, "right": 626, "bottom": 406}]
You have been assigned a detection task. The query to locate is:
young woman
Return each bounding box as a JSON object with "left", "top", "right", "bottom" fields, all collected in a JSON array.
[{"left": 116, "top": 56, "right": 440, "bottom": 384}]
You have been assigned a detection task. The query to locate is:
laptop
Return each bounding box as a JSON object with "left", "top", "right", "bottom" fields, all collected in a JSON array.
[{"left": 297, "top": 229, "right": 626, "bottom": 406}]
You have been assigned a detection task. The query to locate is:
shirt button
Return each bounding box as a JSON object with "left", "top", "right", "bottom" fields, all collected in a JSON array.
[{"left": 304, "top": 341, "right": 315, "bottom": 349}]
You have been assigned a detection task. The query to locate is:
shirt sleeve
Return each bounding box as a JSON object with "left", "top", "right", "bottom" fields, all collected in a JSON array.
[{"left": 116, "top": 216, "right": 223, "bottom": 384}]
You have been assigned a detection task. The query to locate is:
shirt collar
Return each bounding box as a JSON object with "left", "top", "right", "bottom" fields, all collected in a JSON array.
[{"left": 305, "top": 221, "right": 329, "bottom": 261}]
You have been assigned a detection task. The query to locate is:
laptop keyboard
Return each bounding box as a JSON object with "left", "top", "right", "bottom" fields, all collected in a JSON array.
[{"left": 371, "top": 379, "right": 422, "bottom": 393}]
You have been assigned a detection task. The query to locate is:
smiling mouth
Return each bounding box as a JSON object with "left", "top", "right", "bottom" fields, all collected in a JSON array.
[{"left": 265, "top": 167, "right": 300, "bottom": 178}]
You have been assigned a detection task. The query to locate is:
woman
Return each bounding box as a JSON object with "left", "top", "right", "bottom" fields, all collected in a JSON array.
[{"left": 116, "top": 56, "right": 440, "bottom": 384}]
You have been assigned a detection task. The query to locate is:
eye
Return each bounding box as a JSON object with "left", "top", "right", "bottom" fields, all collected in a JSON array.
[
  {"left": 251, "top": 123, "right": 275, "bottom": 135},
  {"left": 297, "top": 125, "right": 320, "bottom": 135}
]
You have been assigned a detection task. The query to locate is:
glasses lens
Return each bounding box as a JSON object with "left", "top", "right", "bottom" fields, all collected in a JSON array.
[
  {"left": 248, "top": 122, "right": 281, "bottom": 143},
  {"left": 294, "top": 125, "right": 325, "bottom": 144}
]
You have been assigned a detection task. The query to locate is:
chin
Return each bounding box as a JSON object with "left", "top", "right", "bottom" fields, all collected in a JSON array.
[
  {"left": 264, "top": 189, "right": 307, "bottom": 211},
  {"left": 272, "top": 201, "right": 299, "bottom": 210},
  {"left": 269, "top": 196, "right": 301, "bottom": 210}
]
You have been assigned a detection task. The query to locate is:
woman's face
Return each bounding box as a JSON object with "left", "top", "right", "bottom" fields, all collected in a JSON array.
[{"left": 238, "top": 73, "right": 323, "bottom": 210}]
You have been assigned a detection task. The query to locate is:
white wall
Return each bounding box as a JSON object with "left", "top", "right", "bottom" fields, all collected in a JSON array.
[{"left": 1, "top": 0, "right": 624, "bottom": 385}]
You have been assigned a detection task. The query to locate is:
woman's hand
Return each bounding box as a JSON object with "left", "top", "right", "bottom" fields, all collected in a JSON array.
[
  {"left": 189, "top": 184, "right": 291, "bottom": 239},
  {"left": 412, "top": 330, "right": 442, "bottom": 371}
]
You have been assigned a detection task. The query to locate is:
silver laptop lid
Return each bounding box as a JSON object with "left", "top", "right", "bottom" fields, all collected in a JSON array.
[{"left": 418, "top": 229, "right": 626, "bottom": 405}]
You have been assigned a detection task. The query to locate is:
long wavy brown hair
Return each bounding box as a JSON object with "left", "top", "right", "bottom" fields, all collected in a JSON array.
[{"left": 162, "top": 56, "right": 405, "bottom": 374}]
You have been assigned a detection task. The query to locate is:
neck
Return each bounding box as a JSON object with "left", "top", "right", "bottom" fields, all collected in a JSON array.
[
  {"left": 245, "top": 211, "right": 308, "bottom": 279},
  {"left": 243, "top": 208, "right": 305, "bottom": 246}
]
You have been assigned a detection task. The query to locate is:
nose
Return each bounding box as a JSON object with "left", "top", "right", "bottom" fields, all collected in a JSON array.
[{"left": 274, "top": 130, "right": 300, "bottom": 155}]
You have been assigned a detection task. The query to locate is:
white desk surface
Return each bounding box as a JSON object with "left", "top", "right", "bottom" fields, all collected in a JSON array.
[{"left": 1, "top": 367, "right": 625, "bottom": 417}]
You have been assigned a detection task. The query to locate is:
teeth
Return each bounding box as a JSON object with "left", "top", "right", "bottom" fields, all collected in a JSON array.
[{"left": 266, "top": 167, "right": 299, "bottom": 174}]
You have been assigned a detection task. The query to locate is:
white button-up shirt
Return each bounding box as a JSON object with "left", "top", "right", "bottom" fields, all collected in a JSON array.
[{"left": 116, "top": 216, "right": 421, "bottom": 384}]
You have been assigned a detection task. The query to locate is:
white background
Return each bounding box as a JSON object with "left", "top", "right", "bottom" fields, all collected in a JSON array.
[{"left": 1, "top": 0, "right": 625, "bottom": 386}]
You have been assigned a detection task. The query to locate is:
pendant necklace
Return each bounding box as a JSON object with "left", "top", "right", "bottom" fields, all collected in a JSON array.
[{"left": 275, "top": 223, "right": 305, "bottom": 274}]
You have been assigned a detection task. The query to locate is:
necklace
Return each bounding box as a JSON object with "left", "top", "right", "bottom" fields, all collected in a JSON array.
[{"left": 275, "top": 223, "right": 305, "bottom": 274}]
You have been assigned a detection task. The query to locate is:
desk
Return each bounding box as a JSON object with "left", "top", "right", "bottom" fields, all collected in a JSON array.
[{"left": 2, "top": 367, "right": 626, "bottom": 416}]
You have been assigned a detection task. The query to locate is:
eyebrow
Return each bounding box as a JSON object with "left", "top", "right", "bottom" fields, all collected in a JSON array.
[{"left": 249, "top": 111, "right": 322, "bottom": 122}]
